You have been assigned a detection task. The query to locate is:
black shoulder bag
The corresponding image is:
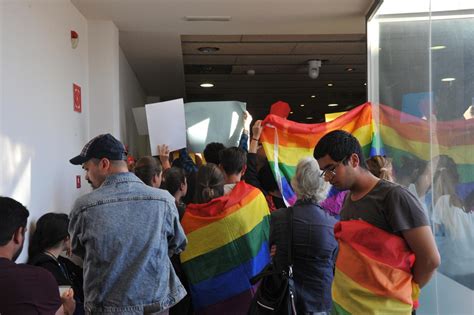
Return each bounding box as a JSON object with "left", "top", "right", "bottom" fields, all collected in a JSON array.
[{"left": 248, "top": 207, "right": 297, "bottom": 315}]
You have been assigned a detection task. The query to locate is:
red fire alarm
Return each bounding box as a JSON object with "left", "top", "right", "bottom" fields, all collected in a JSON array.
[
  {"left": 73, "top": 83, "right": 81, "bottom": 113},
  {"left": 71, "top": 30, "right": 79, "bottom": 49},
  {"left": 76, "top": 175, "right": 81, "bottom": 188}
]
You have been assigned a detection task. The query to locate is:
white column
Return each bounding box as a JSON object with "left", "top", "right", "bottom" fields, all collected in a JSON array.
[{"left": 88, "top": 21, "right": 121, "bottom": 139}]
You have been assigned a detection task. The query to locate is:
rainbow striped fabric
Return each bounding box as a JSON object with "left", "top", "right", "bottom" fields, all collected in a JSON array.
[
  {"left": 261, "top": 102, "right": 474, "bottom": 205},
  {"left": 260, "top": 102, "right": 374, "bottom": 205},
  {"left": 379, "top": 104, "right": 474, "bottom": 198},
  {"left": 332, "top": 220, "right": 419, "bottom": 315},
  {"left": 180, "top": 181, "right": 271, "bottom": 314}
]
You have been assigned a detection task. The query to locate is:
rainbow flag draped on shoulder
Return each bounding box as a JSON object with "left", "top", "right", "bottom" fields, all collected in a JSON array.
[
  {"left": 180, "top": 181, "right": 271, "bottom": 314},
  {"left": 331, "top": 221, "right": 419, "bottom": 315},
  {"left": 261, "top": 102, "right": 374, "bottom": 205}
]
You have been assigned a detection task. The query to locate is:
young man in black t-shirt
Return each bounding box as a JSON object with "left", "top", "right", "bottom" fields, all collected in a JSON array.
[{"left": 313, "top": 130, "right": 440, "bottom": 314}]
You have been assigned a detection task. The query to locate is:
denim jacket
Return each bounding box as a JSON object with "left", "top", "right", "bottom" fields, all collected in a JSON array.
[{"left": 69, "top": 172, "right": 187, "bottom": 314}]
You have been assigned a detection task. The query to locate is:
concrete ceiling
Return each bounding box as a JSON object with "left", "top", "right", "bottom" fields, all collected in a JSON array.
[{"left": 72, "top": 0, "right": 374, "bottom": 121}]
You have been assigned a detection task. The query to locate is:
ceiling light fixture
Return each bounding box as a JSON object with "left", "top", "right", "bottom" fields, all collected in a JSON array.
[
  {"left": 364, "top": 82, "right": 367, "bottom": 86},
  {"left": 311, "top": 95, "right": 316, "bottom": 98},
  {"left": 200, "top": 83, "right": 214, "bottom": 88},
  {"left": 306, "top": 117, "right": 313, "bottom": 120},
  {"left": 290, "top": 111, "right": 294, "bottom": 114},
  {"left": 345, "top": 67, "right": 354, "bottom": 72},
  {"left": 328, "top": 104, "right": 339, "bottom": 107},
  {"left": 184, "top": 16, "right": 231, "bottom": 22},
  {"left": 430, "top": 45, "right": 446, "bottom": 50},
  {"left": 328, "top": 83, "right": 334, "bottom": 87},
  {"left": 308, "top": 60, "right": 322, "bottom": 79},
  {"left": 197, "top": 46, "right": 220, "bottom": 53},
  {"left": 441, "top": 78, "right": 456, "bottom": 82},
  {"left": 246, "top": 69, "right": 256, "bottom": 75},
  {"left": 300, "top": 104, "right": 305, "bottom": 107}
]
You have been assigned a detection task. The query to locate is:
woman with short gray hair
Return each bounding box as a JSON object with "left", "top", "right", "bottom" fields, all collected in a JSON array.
[
  {"left": 292, "top": 157, "right": 330, "bottom": 202},
  {"left": 269, "top": 157, "right": 338, "bottom": 315}
]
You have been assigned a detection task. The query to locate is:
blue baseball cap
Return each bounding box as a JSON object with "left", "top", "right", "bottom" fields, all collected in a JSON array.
[{"left": 69, "top": 134, "right": 127, "bottom": 165}]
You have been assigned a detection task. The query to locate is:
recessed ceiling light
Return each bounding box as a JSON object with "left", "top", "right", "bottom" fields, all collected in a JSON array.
[
  {"left": 328, "top": 83, "right": 334, "bottom": 87},
  {"left": 197, "top": 46, "right": 220, "bottom": 53},
  {"left": 345, "top": 68, "right": 355, "bottom": 72},
  {"left": 290, "top": 111, "right": 294, "bottom": 114},
  {"left": 200, "top": 82, "right": 214, "bottom": 88},
  {"left": 306, "top": 117, "right": 313, "bottom": 120},
  {"left": 328, "top": 104, "right": 339, "bottom": 107},
  {"left": 311, "top": 95, "right": 316, "bottom": 98},
  {"left": 300, "top": 104, "right": 305, "bottom": 107},
  {"left": 431, "top": 45, "right": 446, "bottom": 50},
  {"left": 364, "top": 82, "right": 367, "bottom": 86},
  {"left": 441, "top": 78, "right": 456, "bottom": 82}
]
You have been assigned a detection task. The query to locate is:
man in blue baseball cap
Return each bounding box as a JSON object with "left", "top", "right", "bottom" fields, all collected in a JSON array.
[
  {"left": 69, "top": 134, "right": 187, "bottom": 315},
  {"left": 69, "top": 133, "right": 128, "bottom": 189}
]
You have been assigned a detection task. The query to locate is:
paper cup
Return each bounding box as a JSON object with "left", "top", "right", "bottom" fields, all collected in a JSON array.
[{"left": 59, "top": 285, "right": 71, "bottom": 295}]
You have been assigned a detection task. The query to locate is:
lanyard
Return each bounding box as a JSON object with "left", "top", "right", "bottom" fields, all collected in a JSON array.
[{"left": 44, "top": 251, "right": 71, "bottom": 282}]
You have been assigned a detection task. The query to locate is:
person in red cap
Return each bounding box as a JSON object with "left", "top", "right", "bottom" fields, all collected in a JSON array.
[{"left": 269, "top": 101, "right": 291, "bottom": 118}]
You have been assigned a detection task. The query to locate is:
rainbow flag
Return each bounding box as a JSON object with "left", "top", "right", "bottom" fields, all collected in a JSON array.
[
  {"left": 332, "top": 220, "right": 419, "bottom": 315},
  {"left": 261, "top": 102, "right": 374, "bottom": 205},
  {"left": 180, "top": 181, "right": 271, "bottom": 314},
  {"left": 379, "top": 104, "right": 474, "bottom": 198}
]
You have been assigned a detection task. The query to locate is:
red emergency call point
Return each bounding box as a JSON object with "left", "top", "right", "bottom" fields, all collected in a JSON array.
[{"left": 76, "top": 175, "right": 81, "bottom": 188}]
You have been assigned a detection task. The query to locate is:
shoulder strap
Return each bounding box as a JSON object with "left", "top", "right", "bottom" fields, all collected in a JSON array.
[{"left": 286, "top": 206, "right": 294, "bottom": 267}]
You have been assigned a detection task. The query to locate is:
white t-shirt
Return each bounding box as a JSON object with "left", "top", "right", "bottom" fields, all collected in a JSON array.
[
  {"left": 432, "top": 195, "right": 474, "bottom": 276},
  {"left": 224, "top": 183, "right": 236, "bottom": 195},
  {"left": 407, "top": 183, "right": 430, "bottom": 220}
]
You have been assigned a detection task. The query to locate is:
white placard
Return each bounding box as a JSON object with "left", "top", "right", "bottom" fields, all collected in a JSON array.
[
  {"left": 132, "top": 107, "right": 149, "bottom": 135},
  {"left": 185, "top": 101, "right": 246, "bottom": 153},
  {"left": 145, "top": 98, "right": 187, "bottom": 154}
]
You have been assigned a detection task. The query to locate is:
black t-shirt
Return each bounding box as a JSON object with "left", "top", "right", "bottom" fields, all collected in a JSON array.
[
  {"left": 341, "top": 179, "right": 430, "bottom": 234},
  {"left": 0, "top": 257, "right": 61, "bottom": 315}
]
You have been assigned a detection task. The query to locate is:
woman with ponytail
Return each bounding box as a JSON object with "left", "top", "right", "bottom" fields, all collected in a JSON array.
[
  {"left": 181, "top": 163, "right": 271, "bottom": 314},
  {"left": 28, "top": 213, "right": 84, "bottom": 314},
  {"left": 366, "top": 155, "right": 394, "bottom": 182},
  {"left": 194, "top": 163, "right": 225, "bottom": 204},
  {"left": 432, "top": 155, "right": 474, "bottom": 289}
]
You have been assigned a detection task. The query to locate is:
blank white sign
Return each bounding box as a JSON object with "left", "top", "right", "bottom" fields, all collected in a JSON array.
[
  {"left": 185, "top": 101, "right": 246, "bottom": 153},
  {"left": 145, "top": 98, "right": 187, "bottom": 154}
]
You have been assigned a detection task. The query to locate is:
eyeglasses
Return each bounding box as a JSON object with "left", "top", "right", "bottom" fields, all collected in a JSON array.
[{"left": 320, "top": 156, "right": 350, "bottom": 179}]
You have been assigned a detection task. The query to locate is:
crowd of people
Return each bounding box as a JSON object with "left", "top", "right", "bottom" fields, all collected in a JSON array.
[{"left": 2, "top": 111, "right": 472, "bottom": 315}]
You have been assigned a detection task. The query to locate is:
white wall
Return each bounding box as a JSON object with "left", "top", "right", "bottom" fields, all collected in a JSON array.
[
  {"left": 0, "top": 0, "right": 91, "bottom": 262},
  {"left": 118, "top": 48, "right": 148, "bottom": 157},
  {"left": 1, "top": 1, "right": 152, "bottom": 263}
]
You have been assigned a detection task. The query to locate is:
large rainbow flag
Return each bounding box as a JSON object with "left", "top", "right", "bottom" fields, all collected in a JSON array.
[
  {"left": 260, "top": 102, "right": 374, "bottom": 205},
  {"left": 332, "top": 220, "right": 419, "bottom": 315},
  {"left": 180, "top": 181, "right": 271, "bottom": 314},
  {"left": 379, "top": 104, "right": 474, "bottom": 198},
  {"left": 261, "top": 102, "right": 474, "bottom": 205}
]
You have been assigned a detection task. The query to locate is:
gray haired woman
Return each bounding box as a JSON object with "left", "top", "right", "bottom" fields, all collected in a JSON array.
[{"left": 269, "top": 157, "right": 338, "bottom": 315}]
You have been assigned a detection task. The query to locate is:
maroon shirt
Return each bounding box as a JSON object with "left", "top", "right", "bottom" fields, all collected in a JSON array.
[{"left": 0, "top": 257, "right": 61, "bottom": 315}]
